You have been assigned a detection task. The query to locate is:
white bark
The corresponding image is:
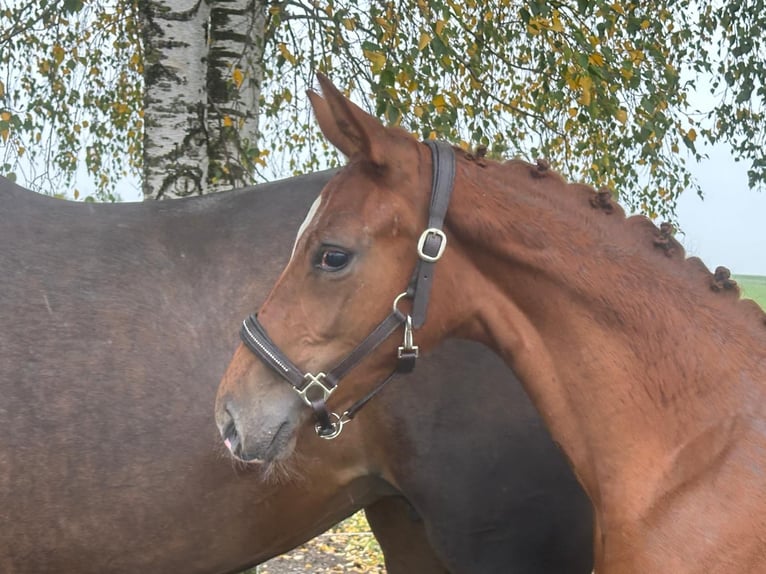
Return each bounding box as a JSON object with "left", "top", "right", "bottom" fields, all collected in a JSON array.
[
  {"left": 142, "top": 0, "right": 210, "bottom": 199},
  {"left": 206, "top": 0, "right": 266, "bottom": 193},
  {"left": 141, "top": 0, "right": 266, "bottom": 199}
]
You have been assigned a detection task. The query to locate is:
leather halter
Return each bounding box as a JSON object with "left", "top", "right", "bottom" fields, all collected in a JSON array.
[{"left": 240, "top": 140, "right": 456, "bottom": 439}]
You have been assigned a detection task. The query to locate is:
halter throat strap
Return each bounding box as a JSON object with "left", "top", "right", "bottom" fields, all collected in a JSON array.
[{"left": 239, "top": 140, "right": 455, "bottom": 438}]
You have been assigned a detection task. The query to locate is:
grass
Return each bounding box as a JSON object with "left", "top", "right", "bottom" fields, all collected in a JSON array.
[{"left": 734, "top": 275, "right": 766, "bottom": 309}]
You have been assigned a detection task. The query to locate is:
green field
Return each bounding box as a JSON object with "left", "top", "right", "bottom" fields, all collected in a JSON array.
[{"left": 735, "top": 275, "right": 766, "bottom": 309}]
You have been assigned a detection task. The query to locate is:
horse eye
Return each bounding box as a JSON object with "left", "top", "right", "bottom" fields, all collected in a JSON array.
[{"left": 319, "top": 249, "right": 351, "bottom": 271}]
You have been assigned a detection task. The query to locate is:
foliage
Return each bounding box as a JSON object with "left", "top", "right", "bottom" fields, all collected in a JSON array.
[
  {"left": 0, "top": 0, "right": 142, "bottom": 200},
  {"left": 263, "top": 0, "right": 764, "bottom": 219},
  {"left": 1, "top": 0, "right": 765, "bottom": 216}
]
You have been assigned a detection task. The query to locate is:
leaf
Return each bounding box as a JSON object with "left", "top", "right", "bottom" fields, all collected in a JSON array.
[
  {"left": 223, "top": 116, "right": 233, "bottom": 127},
  {"left": 232, "top": 68, "right": 244, "bottom": 88},
  {"left": 278, "top": 43, "right": 297, "bottom": 65},
  {"left": 615, "top": 109, "right": 627, "bottom": 124},
  {"left": 362, "top": 49, "right": 386, "bottom": 73},
  {"left": 52, "top": 45, "right": 65, "bottom": 65},
  {"left": 419, "top": 32, "right": 432, "bottom": 51},
  {"left": 435, "top": 19, "right": 446, "bottom": 38},
  {"left": 62, "top": 0, "right": 84, "bottom": 14}
]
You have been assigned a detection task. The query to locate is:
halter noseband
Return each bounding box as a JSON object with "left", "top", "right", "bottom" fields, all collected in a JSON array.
[{"left": 239, "top": 140, "right": 455, "bottom": 439}]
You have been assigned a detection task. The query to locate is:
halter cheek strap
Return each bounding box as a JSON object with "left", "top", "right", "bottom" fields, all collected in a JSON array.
[{"left": 239, "top": 140, "right": 456, "bottom": 439}]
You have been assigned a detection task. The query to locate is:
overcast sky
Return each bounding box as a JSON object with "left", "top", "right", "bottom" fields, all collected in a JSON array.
[{"left": 677, "top": 143, "right": 765, "bottom": 276}]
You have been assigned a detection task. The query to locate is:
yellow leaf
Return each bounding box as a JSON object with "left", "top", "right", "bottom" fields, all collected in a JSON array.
[
  {"left": 74, "top": 189, "right": 80, "bottom": 200},
  {"left": 428, "top": 130, "right": 437, "bottom": 140},
  {"left": 551, "top": 10, "right": 564, "bottom": 33},
  {"left": 362, "top": 49, "right": 386, "bottom": 73},
  {"left": 0, "top": 80, "right": 4, "bottom": 98},
  {"left": 343, "top": 17, "right": 355, "bottom": 31},
  {"left": 418, "top": 32, "right": 432, "bottom": 51},
  {"left": 588, "top": 53, "right": 604, "bottom": 67},
  {"left": 568, "top": 107, "right": 577, "bottom": 117},
  {"left": 223, "top": 116, "right": 233, "bottom": 127},
  {"left": 278, "top": 43, "right": 297, "bottom": 65},
  {"left": 641, "top": 19, "right": 650, "bottom": 29},
  {"left": 232, "top": 67, "right": 244, "bottom": 88},
  {"left": 17, "top": 146, "right": 24, "bottom": 157},
  {"left": 687, "top": 128, "right": 697, "bottom": 142},
  {"left": 432, "top": 94, "right": 446, "bottom": 112},
  {"left": 435, "top": 19, "right": 446, "bottom": 38},
  {"left": 52, "top": 44, "right": 65, "bottom": 65},
  {"left": 615, "top": 108, "right": 627, "bottom": 124},
  {"left": 0, "top": 111, "right": 10, "bottom": 122}
]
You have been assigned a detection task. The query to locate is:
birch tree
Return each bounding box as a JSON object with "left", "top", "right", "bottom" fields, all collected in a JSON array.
[
  {"left": 141, "top": 0, "right": 265, "bottom": 199},
  {"left": 1, "top": 0, "right": 764, "bottom": 217}
]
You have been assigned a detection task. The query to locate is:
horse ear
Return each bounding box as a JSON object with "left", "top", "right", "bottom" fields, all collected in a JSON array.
[{"left": 307, "top": 73, "right": 388, "bottom": 166}]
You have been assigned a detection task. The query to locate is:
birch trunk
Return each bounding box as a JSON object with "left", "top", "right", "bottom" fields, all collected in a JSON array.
[
  {"left": 141, "top": 0, "right": 209, "bottom": 199},
  {"left": 141, "top": 0, "right": 265, "bottom": 199},
  {"left": 206, "top": 0, "right": 266, "bottom": 193}
]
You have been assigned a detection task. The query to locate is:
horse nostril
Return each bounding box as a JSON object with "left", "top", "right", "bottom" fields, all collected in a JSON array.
[{"left": 222, "top": 420, "right": 241, "bottom": 455}]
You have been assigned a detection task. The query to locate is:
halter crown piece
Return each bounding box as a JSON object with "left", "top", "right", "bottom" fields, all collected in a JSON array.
[{"left": 239, "top": 141, "right": 456, "bottom": 439}]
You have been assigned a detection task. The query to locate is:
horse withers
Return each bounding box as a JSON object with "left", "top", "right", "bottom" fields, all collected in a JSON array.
[
  {"left": 1, "top": 174, "right": 592, "bottom": 573},
  {"left": 216, "top": 74, "right": 765, "bottom": 573}
]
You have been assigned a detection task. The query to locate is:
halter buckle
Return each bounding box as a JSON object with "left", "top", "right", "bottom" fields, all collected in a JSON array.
[
  {"left": 297, "top": 372, "right": 335, "bottom": 406},
  {"left": 417, "top": 228, "right": 447, "bottom": 262}
]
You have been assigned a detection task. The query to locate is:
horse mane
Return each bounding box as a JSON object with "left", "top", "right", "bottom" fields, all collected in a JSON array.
[{"left": 455, "top": 148, "right": 766, "bottom": 331}]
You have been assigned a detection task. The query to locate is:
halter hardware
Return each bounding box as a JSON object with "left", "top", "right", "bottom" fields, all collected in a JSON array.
[
  {"left": 398, "top": 315, "right": 419, "bottom": 359},
  {"left": 417, "top": 228, "right": 447, "bottom": 262},
  {"left": 239, "top": 141, "right": 455, "bottom": 439},
  {"left": 298, "top": 372, "right": 334, "bottom": 406}
]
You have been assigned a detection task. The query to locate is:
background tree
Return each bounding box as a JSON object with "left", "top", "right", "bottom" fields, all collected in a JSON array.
[{"left": 0, "top": 0, "right": 763, "bottom": 218}]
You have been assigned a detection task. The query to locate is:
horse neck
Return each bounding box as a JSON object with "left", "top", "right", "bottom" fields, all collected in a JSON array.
[{"left": 442, "top": 156, "right": 766, "bottom": 519}]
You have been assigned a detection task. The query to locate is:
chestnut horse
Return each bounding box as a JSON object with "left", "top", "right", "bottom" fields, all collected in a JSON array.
[
  {"left": 215, "top": 74, "right": 766, "bottom": 573},
  {"left": 0, "top": 175, "right": 592, "bottom": 573}
]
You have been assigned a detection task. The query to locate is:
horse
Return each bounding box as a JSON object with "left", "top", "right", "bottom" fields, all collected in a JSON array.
[
  {"left": 215, "top": 73, "right": 766, "bottom": 573},
  {"left": 0, "top": 174, "right": 593, "bottom": 573}
]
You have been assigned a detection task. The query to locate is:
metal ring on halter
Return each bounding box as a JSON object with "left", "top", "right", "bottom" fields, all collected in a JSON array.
[
  {"left": 392, "top": 291, "right": 411, "bottom": 313},
  {"left": 315, "top": 412, "right": 347, "bottom": 440}
]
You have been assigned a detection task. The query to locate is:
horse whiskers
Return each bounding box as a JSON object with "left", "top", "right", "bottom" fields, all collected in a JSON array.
[{"left": 259, "top": 451, "right": 308, "bottom": 486}]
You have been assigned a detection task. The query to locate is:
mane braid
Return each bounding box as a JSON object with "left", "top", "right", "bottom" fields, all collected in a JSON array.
[{"left": 456, "top": 149, "right": 766, "bottom": 332}]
